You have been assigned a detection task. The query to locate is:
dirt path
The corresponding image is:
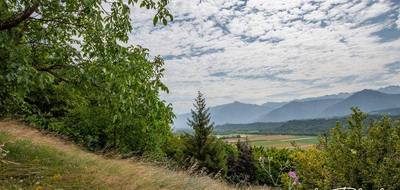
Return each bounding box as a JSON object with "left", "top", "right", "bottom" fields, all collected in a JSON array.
[{"left": 0, "top": 120, "right": 239, "bottom": 190}]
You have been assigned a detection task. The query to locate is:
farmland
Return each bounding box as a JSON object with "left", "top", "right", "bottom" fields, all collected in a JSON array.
[{"left": 218, "top": 134, "right": 319, "bottom": 149}]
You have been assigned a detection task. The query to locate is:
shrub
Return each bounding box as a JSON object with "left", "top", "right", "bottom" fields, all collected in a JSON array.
[
  {"left": 294, "top": 108, "right": 400, "bottom": 189},
  {"left": 253, "top": 146, "right": 292, "bottom": 186}
]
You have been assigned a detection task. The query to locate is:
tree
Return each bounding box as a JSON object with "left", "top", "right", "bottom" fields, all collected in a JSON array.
[
  {"left": 1, "top": 0, "right": 172, "bottom": 114},
  {"left": 226, "top": 140, "right": 256, "bottom": 184},
  {"left": 1, "top": 0, "right": 174, "bottom": 155},
  {"left": 183, "top": 91, "right": 227, "bottom": 175}
]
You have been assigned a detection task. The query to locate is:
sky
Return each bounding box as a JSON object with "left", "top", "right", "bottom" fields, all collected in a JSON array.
[{"left": 129, "top": 0, "right": 400, "bottom": 114}]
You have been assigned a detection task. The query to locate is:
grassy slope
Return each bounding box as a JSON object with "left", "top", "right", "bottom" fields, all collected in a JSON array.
[{"left": 0, "top": 120, "right": 237, "bottom": 190}]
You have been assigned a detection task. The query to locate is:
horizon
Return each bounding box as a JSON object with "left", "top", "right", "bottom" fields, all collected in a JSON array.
[
  {"left": 130, "top": 0, "right": 400, "bottom": 114},
  {"left": 174, "top": 84, "right": 400, "bottom": 115}
]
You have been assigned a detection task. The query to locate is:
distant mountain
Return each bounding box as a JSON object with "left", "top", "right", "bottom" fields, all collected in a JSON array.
[
  {"left": 210, "top": 101, "right": 274, "bottom": 124},
  {"left": 256, "top": 99, "right": 343, "bottom": 122},
  {"left": 261, "top": 102, "right": 287, "bottom": 108},
  {"left": 321, "top": 89, "right": 400, "bottom": 117},
  {"left": 173, "top": 85, "right": 400, "bottom": 129},
  {"left": 173, "top": 101, "right": 284, "bottom": 129},
  {"left": 296, "top": 92, "right": 352, "bottom": 102},
  {"left": 378, "top": 85, "right": 400, "bottom": 94}
]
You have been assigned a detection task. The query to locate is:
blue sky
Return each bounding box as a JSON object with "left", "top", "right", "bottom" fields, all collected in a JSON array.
[{"left": 130, "top": 0, "right": 400, "bottom": 114}]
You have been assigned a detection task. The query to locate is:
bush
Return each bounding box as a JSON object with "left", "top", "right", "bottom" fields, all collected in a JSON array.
[
  {"left": 225, "top": 140, "right": 255, "bottom": 185},
  {"left": 294, "top": 108, "right": 400, "bottom": 189},
  {"left": 253, "top": 146, "right": 292, "bottom": 186}
]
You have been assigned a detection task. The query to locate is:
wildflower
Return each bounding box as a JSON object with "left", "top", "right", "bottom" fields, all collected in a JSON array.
[{"left": 288, "top": 170, "right": 300, "bottom": 185}]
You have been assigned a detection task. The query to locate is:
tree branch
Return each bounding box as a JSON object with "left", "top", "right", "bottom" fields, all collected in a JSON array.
[{"left": 0, "top": 3, "right": 39, "bottom": 31}]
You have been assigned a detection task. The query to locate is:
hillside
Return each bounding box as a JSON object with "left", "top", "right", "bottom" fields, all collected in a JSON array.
[{"left": 0, "top": 120, "right": 234, "bottom": 190}]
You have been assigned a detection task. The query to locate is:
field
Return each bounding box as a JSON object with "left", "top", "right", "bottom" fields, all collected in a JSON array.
[{"left": 218, "top": 134, "right": 319, "bottom": 149}]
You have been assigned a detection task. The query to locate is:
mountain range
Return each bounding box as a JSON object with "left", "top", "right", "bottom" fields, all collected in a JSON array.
[{"left": 173, "top": 85, "right": 400, "bottom": 129}]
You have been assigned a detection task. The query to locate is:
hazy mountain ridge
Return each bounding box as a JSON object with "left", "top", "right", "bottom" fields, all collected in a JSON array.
[
  {"left": 320, "top": 89, "right": 400, "bottom": 117},
  {"left": 256, "top": 98, "right": 343, "bottom": 122},
  {"left": 173, "top": 101, "right": 285, "bottom": 129},
  {"left": 173, "top": 85, "right": 400, "bottom": 129}
]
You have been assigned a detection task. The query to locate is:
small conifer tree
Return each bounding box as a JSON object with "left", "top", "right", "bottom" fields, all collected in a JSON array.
[{"left": 184, "top": 91, "right": 227, "bottom": 175}]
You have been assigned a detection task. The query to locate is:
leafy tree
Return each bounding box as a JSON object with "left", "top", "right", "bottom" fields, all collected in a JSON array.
[
  {"left": 183, "top": 91, "right": 227, "bottom": 175},
  {"left": 1, "top": 0, "right": 174, "bottom": 155}
]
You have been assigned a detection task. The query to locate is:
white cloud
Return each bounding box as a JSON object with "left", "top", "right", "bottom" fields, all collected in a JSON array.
[
  {"left": 397, "top": 11, "right": 400, "bottom": 29},
  {"left": 129, "top": 0, "right": 400, "bottom": 113}
]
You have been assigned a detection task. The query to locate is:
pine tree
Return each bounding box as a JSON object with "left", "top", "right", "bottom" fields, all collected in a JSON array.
[
  {"left": 184, "top": 91, "right": 227, "bottom": 175},
  {"left": 188, "top": 91, "right": 214, "bottom": 159}
]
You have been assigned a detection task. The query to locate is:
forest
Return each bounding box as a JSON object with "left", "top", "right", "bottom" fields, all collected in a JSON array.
[{"left": 2, "top": 0, "right": 400, "bottom": 189}]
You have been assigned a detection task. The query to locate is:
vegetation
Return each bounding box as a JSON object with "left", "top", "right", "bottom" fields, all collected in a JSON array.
[
  {"left": 181, "top": 91, "right": 227, "bottom": 175},
  {"left": 0, "top": 121, "right": 234, "bottom": 190},
  {"left": 292, "top": 108, "right": 400, "bottom": 189},
  {"left": 2, "top": 1, "right": 400, "bottom": 189},
  {"left": 1, "top": 0, "right": 174, "bottom": 156}
]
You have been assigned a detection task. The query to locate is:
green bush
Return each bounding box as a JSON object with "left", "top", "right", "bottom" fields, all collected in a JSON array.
[
  {"left": 252, "top": 146, "right": 292, "bottom": 186},
  {"left": 294, "top": 108, "right": 400, "bottom": 189}
]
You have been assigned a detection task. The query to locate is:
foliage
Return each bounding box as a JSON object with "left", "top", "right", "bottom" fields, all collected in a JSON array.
[
  {"left": 0, "top": 0, "right": 174, "bottom": 155},
  {"left": 294, "top": 108, "right": 400, "bottom": 189},
  {"left": 253, "top": 146, "right": 291, "bottom": 186},
  {"left": 290, "top": 147, "right": 329, "bottom": 189},
  {"left": 182, "top": 91, "right": 227, "bottom": 175},
  {"left": 225, "top": 140, "right": 256, "bottom": 185}
]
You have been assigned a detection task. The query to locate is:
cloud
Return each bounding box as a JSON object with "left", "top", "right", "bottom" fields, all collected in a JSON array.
[{"left": 129, "top": 0, "right": 400, "bottom": 113}]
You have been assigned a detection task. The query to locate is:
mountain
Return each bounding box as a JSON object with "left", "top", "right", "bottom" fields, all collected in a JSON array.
[
  {"left": 378, "top": 85, "right": 400, "bottom": 94},
  {"left": 173, "top": 101, "right": 284, "bottom": 129},
  {"left": 295, "top": 92, "right": 352, "bottom": 102},
  {"left": 321, "top": 89, "right": 400, "bottom": 117},
  {"left": 261, "top": 101, "right": 288, "bottom": 108},
  {"left": 256, "top": 99, "right": 343, "bottom": 122},
  {"left": 210, "top": 101, "right": 274, "bottom": 124},
  {"left": 173, "top": 85, "right": 400, "bottom": 129}
]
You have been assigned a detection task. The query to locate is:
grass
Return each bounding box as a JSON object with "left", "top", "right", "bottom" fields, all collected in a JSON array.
[{"left": 0, "top": 120, "right": 242, "bottom": 190}]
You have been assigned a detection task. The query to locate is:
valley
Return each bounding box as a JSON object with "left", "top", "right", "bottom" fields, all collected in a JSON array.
[{"left": 218, "top": 134, "right": 319, "bottom": 149}]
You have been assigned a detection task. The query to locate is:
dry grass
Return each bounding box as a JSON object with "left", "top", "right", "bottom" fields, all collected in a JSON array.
[{"left": 0, "top": 120, "right": 273, "bottom": 190}]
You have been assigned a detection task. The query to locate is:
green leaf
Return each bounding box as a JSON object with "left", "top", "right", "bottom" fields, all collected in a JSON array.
[{"left": 153, "top": 16, "right": 158, "bottom": 25}]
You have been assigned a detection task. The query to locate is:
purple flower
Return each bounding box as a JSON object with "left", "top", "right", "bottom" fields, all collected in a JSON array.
[{"left": 288, "top": 171, "right": 300, "bottom": 185}]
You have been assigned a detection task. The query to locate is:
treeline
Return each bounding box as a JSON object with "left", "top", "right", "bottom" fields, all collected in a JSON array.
[{"left": 215, "top": 114, "right": 400, "bottom": 135}]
